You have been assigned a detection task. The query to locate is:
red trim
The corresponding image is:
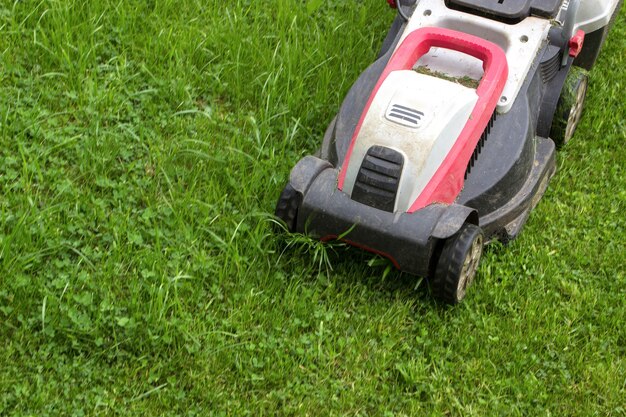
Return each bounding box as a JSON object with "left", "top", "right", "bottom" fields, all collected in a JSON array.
[
  {"left": 386, "top": 0, "right": 397, "bottom": 8},
  {"left": 337, "top": 27, "right": 508, "bottom": 213},
  {"left": 321, "top": 235, "right": 401, "bottom": 269},
  {"left": 569, "top": 30, "right": 585, "bottom": 58}
]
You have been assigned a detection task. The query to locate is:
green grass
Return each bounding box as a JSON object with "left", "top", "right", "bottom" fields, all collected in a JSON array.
[{"left": 1, "top": 1, "right": 625, "bottom": 415}]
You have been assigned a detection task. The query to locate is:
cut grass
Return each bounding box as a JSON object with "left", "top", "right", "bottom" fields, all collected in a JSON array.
[
  {"left": 414, "top": 65, "right": 481, "bottom": 89},
  {"left": 1, "top": 1, "right": 625, "bottom": 415}
]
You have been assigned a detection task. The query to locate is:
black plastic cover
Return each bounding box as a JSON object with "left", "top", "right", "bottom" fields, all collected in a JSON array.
[
  {"left": 445, "top": 0, "right": 563, "bottom": 23},
  {"left": 297, "top": 168, "right": 475, "bottom": 278}
]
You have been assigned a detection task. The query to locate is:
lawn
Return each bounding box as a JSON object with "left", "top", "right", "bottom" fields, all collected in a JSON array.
[{"left": 1, "top": 1, "right": 624, "bottom": 415}]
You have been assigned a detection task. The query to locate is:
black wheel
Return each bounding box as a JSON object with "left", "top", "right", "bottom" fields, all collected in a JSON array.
[
  {"left": 431, "top": 223, "right": 484, "bottom": 305},
  {"left": 550, "top": 67, "right": 589, "bottom": 147},
  {"left": 274, "top": 183, "right": 302, "bottom": 233}
]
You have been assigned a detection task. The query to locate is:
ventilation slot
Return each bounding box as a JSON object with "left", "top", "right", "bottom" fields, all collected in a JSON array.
[
  {"left": 540, "top": 47, "right": 562, "bottom": 83},
  {"left": 465, "top": 112, "right": 496, "bottom": 179},
  {"left": 386, "top": 104, "right": 424, "bottom": 127}
]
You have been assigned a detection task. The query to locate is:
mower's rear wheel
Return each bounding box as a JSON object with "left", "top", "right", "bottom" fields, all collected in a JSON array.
[
  {"left": 274, "top": 183, "right": 302, "bottom": 233},
  {"left": 551, "top": 68, "right": 589, "bottom": 147},
  {"left": 431, "top": 223, "right": 484, "bottom": 305}
]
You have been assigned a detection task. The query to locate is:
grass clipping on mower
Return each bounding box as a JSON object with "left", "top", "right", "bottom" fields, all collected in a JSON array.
[{"left": 415, "top": 66, "right": 480, "bottom": 89}]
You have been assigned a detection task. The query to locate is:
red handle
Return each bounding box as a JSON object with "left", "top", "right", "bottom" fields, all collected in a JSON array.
[
  {"left": 338, "top": 27, "right": 509, "bottom": 211},
  {"left": 380, "top": 27, "right": 508, "bottom": 98}
]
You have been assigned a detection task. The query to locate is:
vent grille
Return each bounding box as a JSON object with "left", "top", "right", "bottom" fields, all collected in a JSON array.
[
  {"left": 540, "top": 48, "right": 561, "bottom": 83},
  {"left": 465, "top": 112, "right": 497, "bottom": 179},
  {"left": 386, "top": 104, "right": 424, "bottom": 128},
  {"left": 352, "top": 146, "right": 404, "bottom": 213}
]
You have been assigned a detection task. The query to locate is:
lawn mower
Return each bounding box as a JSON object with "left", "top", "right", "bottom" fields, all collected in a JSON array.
[{"left": 275, "top": 0, "right": 622, "bottom": 304}]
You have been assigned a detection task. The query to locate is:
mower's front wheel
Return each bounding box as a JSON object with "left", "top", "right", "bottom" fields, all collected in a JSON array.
[
  {"left": 431, "top": 223, "right": 484, "bottom": 305},
  {"left": 274, "top": 156, "right": 333, "bottom": 233},
  {"left": 274, "top": 183, "right": 302, "bottom": 233}
]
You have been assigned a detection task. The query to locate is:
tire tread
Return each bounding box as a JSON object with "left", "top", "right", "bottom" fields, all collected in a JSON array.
[{"left": 431, "top": 224, "right": 483, "bottom": 305}]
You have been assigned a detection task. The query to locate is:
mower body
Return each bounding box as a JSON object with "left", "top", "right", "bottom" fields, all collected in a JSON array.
[{"left": 276, "top": 0, "right": 621, "bottom": 302}]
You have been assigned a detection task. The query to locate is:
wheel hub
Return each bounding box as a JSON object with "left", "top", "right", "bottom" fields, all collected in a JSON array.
[
  {"left": 456, "top": 234, "right": 484, "bottom": 300},
  {"left": 564, "top": 78, "right": 588, "bottom": 143}
]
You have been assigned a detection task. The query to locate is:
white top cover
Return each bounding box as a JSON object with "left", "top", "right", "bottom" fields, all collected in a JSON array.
[{"left": 342, "top": 70, "right": 478, "bottom": 212}]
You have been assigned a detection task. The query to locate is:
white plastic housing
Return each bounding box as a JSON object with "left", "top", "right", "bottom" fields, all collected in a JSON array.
[{"left": 342, "top": 71, "right": 477, "bottom": 212}]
